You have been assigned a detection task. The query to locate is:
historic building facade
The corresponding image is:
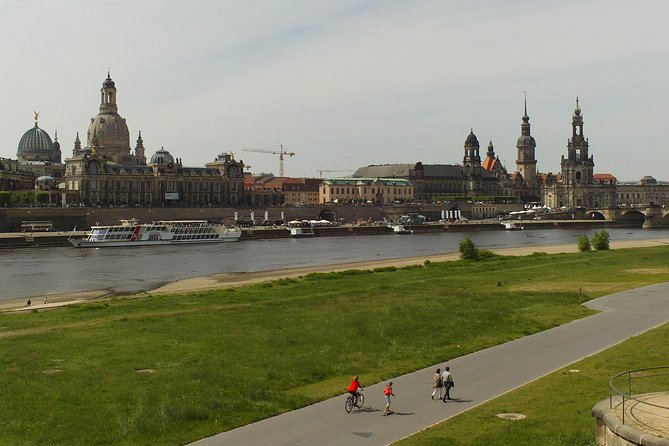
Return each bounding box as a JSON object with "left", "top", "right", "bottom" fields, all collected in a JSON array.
[
  {"left": 320, "top": 177, "right": 413, "bottom": 204},
  {"left": 353, "top": 130, "right": 501, "bottom": 203},
  {"left": 63, "top": 74, "right": 245, "bottom": 206},
  {"left": 541, "top": 100, "right": 616, "bottom": 209},
  {"left": 617, "top": 176, "right": 669, "bottom": 207}
]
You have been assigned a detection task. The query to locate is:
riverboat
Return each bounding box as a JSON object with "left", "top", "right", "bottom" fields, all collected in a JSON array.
[
  {"left": 501, "top": 221, "right": 524, "bottom": 230},
  {"left": 390, "top": 224, "right": 413, "bottom": 235},
  {"left": 69, "top": 219, "right": 242, "bottom": 248}
]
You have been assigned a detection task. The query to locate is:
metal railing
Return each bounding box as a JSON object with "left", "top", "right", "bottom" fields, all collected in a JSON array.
[{"left": 609, "top": 366, "right": 669, "bottom": 425}]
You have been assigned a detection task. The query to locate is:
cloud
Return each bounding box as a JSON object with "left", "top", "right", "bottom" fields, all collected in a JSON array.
[{"left": 1, "top": 0, "right": 668, "bottom": 180}]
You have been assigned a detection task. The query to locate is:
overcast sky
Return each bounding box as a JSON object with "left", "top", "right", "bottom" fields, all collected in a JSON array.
[{"left": 1, "top": 0, "right": 667, "bottom": 181}]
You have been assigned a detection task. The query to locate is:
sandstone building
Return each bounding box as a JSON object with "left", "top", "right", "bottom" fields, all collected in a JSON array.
[{"left": 63, "top": 74, "right": 245, "bottom": 206}]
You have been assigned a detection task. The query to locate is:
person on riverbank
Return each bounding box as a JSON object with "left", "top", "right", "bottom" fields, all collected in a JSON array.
[
  {"left": 25, "top": 299, "right": 31, "bottom": 307},
  {"left": 431, "top": 368, "right": 443, "bottom": 400},
  {"left": 383, "top": 381, "right": 396, "bottom": 415},
  {"left": 441, "top": 366, "right": 454, "bottom": 402}
]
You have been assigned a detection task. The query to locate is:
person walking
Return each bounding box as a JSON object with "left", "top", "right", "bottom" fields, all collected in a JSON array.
[
  {"left": 441, "top": 366, "right": 454, "bottom": 402},
  {"left": 431, "top": 368, "right": 443, "bottom": 400},
  {"left": 383, "top": 381, "right": 395, "bottom": 415}
]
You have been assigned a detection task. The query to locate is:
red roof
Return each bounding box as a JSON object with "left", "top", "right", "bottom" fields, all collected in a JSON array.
[{"left": 482, "top": 156, "right": 497, "bottom": 172}]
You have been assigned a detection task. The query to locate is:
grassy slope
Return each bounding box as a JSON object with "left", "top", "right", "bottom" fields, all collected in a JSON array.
[
  {"left": 395, "top": 321, "right": 669, "bottom": 446},
  {"left": 0, "top": 247, "right": 668, "bottom": 445}
]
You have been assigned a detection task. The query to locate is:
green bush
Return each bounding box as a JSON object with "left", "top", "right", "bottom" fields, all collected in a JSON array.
[
  {"left": 576, "top": 235, "right": 591, "bottom": 252},
  {"left": 0, "top": 191, "right": 13, "bottom": 206},
  {"left": 35, "top": 191, "right": 50, "bottom": 205},
  {"left": 459, "top": 237, "right": 479, "bottom": 260},
  {"left": 478, "top": 249, "right": 497, "bottom": 259},
  {"left": 591, "top": 230, "right": 610, "bottom": 251}
]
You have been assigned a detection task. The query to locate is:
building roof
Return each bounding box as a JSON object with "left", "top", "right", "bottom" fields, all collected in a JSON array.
[
  {"left": 482, "top": 155, "right": 498, "bottom": 172},
  {"left": 17, "top": 124, "right": 54, "bottom": 158},
  {"left": 593, "top": 173, "right": 617, "bottom": 183},
  {"left": 353, "top": 164, "right": 414, "bottom": 178},
  {"left": 323, "top": 177, "right": 412, "bottom": 186}
]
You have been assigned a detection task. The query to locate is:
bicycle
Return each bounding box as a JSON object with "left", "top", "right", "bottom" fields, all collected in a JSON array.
[{"left": 345, "top": 389, "right": 365, "bottom": 413}]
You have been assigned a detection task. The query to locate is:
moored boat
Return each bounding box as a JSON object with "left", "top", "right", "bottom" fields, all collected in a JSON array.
[
  {"left": 390, "top": 224, "right": 413, "bottom": 235},
  {"left": 69, "top": 219, "right": 241, "bottom": 248},
  {"left": 501, "top": 221, "right": 524, "bottom": 230}
]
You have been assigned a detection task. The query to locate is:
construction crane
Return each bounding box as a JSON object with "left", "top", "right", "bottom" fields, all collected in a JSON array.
[
  {"left": 242, "top": 145, "right": 295, "bottom": 176},
  {"left": 318, "top": 168, "right": 351, "bottom": 178}
]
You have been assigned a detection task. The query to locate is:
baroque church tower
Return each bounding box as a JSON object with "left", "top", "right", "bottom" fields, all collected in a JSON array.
[
  {"left": 560, "top": 97, "right": 594, "bottom": 186},
  {"left": 515, "top": 95, "right": 538, "bottom": 194}
]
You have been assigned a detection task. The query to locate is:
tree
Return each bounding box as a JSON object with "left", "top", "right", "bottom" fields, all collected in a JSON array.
[
  {"left": 591, "top": 230, "right": 610, "bottom": 251},
  {"left": 35, "top": 191, "right": 50, "bottom": 205},
  {"left": 459, "top": 237, "right": 479, "bottom": 260},
  {"left": 577, "top": 234, "right": 591, "bottom": 252},
  {"left": 0, "top": 191, "right": 13, "bottom": 207},
  {"left": 22, "top": 191, "right": 35, "bottom": 206}
]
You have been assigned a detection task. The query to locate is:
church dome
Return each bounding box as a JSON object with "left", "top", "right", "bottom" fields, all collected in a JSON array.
[
  {"left": 102, "top": 75, "right": 115, "bottom": 89},
  {"left": 465, "top": 130, "right": 479, "bottom": 147},
  {"left": 150, "top": 148, "right": 175, "bottom": 165},
  {"left": 35, "top": 175, "right": 56, "bottom": 190},
  {"left": 87, "top": 113, "right": 130, "bottom": 151},
  {"left": 17, "top": 124, "right": 55, "bottom": 161},
  {"left": 516, "top": 134, "right": 536, "bottom": 147}
]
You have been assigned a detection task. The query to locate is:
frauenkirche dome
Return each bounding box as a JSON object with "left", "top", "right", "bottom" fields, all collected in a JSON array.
[{"left": 86, "top": 73, "right": 131, "bottom": 163}]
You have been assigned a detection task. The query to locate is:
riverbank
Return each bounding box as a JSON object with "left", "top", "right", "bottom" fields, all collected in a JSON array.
[
  {"left": 4, "top": 237, "right": 668, "bottom": 313},
  {"left": 0, "top": 219, "right": 642, "bottom": 248}
]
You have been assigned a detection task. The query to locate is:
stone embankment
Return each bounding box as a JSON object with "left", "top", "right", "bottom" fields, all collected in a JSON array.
[{"left": 0, "top": 219, "right": 641, "bottom": 248}]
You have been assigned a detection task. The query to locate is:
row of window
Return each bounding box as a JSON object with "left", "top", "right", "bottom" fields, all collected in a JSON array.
[{"left": 323, "top": 187, "right": 412, "bottom": 195}]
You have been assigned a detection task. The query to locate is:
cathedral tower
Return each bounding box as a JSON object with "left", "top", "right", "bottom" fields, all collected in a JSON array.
[
  {"left": 515, "top": 95, "right": 537, "bottom": 187},
  {"left": 561, "top": 97, "right": 594, "bottom": 186}
]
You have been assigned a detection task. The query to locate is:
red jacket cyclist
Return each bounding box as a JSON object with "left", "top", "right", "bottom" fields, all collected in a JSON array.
[{"left": 347, "top": 376, "right": 363, "bottom": 405}]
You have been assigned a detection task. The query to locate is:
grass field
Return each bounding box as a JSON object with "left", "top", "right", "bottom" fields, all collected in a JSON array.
[
  {"left": 1, "top": 246, "right": 668, "bottom": 445},
  {"left": 395, "top": 316, "right": 669, "bottom": 446}
]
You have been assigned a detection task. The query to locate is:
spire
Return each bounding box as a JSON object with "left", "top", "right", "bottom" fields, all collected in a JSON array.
[
  {"left": 523, "top": 91, "right": 528, "bottom": 118},
  {"left": 33, "top": 111, "right": 39, "bottom": 127},
  {"left": 136, "top": 130, "right": 144, "bottom": 146},
  {"left": 487, "top": 140, "right": 495, "bottom": 156},
  {"left": 574, "top": 96, "right": 581, "bottom": 116},
  {"left": 74, "top": 132, "right": 81, "bottom": 150},
  {"left": 54, "top": 129, "right": 58, "bottom": 142},
  {"left": 520, "top": 95, "right": 531, "bottom": 136}
]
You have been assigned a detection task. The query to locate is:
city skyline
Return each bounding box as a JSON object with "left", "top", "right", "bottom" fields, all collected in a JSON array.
[{"left": 1, "top": 0, "right": 668, "bottom": 181}]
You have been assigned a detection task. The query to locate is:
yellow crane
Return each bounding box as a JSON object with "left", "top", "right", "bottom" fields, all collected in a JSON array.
[
  {"left": 242, "top": 145, "right": 295, "bottom": 176},
  {"left": 318, "top": 168, "right": 351, "bottom": 178}
]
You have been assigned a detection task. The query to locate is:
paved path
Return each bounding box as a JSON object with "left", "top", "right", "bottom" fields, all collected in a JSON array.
[{"left": 191, "top": 282, "right": 669, "bottom": 446}]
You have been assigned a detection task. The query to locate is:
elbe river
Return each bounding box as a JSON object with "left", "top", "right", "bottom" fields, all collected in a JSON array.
[{"left": 2, "top": 227, "right": 669, "bottom": 302}]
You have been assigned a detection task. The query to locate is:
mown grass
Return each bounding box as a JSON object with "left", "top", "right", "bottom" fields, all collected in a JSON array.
[
  {"left": 0, "top": 247, "right": 668, "bottom": 445},
  {"left": 395, "top": 318, "right": 669, "bottom": 446}
]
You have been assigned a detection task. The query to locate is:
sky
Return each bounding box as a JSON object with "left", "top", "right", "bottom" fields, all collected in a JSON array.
[{"left": 1, "top": 0, "right": 668, "bottom": 181}]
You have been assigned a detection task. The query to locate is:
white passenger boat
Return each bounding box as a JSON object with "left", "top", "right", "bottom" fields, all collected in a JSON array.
[
  {"left": 390, "top": 224, "right": 413, "bottom": 235},
  {"left": 69, "top": 219, "right": 242, "bottom": 248}
]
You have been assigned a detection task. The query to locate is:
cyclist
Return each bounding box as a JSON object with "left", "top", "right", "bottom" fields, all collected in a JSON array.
[{"left": 347, "top": 376, "right": 363, "bottom": 406}]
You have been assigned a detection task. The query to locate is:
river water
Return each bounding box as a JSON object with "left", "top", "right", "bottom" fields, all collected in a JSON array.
[{"left": 2, "top": 227, "right": 668, "bottom": 302}]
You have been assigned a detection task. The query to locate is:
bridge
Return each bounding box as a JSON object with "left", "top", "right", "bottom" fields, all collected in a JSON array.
[{"left": 584, "top": 205, "right": 669, "bottom": 228}]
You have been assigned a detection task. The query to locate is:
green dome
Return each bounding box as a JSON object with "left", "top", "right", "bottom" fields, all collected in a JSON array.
[{"left": 17, "top": 124, "right": 56, "bottom": 162}]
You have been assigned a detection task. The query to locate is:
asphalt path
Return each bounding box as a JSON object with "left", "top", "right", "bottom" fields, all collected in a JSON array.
[{"left": 190, "top": 282, "right": 669, "bottom": 446}]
